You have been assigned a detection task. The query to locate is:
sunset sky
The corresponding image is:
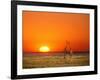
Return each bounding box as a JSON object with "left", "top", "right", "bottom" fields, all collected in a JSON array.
[{"left": 22, "top": 11, "right": 90, "bottom": 53}]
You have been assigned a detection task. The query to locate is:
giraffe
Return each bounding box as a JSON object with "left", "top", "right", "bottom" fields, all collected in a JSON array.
[{"left": 63, "top": 40, "right": 73, "bottom": 62}]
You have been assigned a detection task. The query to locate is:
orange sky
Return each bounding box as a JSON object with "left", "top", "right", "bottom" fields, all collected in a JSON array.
[{"left": 22, "top": 11, "right": 90, "bottom": 52}]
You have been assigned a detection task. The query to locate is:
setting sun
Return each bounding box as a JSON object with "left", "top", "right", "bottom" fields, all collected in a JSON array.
[{"left": 39, "top": 46, "right": 50, "bottom": 52}]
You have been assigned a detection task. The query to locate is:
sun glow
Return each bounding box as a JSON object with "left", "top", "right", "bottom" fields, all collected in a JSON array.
[{"left": 39, "top": 46, "right": 50, "bottom": 52}]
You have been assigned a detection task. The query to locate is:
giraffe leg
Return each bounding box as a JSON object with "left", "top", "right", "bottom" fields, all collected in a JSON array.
[{"left": 69, "top": 51, "right": 73, "bottom": 63}]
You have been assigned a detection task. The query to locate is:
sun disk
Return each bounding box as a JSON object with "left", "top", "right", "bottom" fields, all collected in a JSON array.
[{"left": 39, "top": 46, "right": 50, "bottom": 52}]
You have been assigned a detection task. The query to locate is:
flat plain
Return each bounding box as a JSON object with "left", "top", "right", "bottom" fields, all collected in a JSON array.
[{"left": 23, "top": 53, "right": 89, "bottom": 69}]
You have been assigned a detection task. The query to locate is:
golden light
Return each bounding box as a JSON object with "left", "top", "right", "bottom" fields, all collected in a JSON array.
[{"left": 39, "top": 46, "right": 50, "bottom": 52}]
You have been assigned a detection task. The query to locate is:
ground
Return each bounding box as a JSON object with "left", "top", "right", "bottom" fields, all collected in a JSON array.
[{"left": 23, "top": 53, "right": 89, "bottom": 69}]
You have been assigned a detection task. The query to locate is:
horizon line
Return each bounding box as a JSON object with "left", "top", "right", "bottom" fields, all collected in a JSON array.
[{"left": 23, "top": 51, "right": 89, "bottom": 53}]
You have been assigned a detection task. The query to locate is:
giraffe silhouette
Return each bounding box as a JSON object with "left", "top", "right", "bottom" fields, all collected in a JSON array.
[{"left": 63, "top": 40, "right": 73, "bottom": 61}]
